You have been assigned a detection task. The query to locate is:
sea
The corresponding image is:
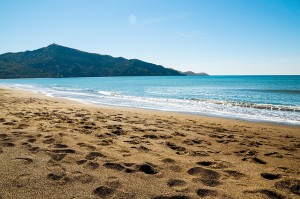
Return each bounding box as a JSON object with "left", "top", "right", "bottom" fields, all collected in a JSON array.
[{"left": 0, "top": 75, "right": 299, "bottom": 126}]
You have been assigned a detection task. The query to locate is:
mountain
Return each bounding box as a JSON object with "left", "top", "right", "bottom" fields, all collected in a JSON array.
[
  {"left": 0, "top": 44, "right": 185, "bottom": 79},
  {"left": 179, "top": 71, "right": 209, "bottom": 76}
]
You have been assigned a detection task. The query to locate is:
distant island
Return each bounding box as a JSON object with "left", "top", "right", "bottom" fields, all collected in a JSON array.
[
  {"left": 178, "top": 71, "right": 209, "bottom": 76},
  {"left": 0, "top": 44, "right": 208, "bottom": 79}
]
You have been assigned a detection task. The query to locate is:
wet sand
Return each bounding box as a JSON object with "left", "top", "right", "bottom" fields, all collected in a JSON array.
[{"left": 0, "top": 87, "right": 299, "bottom": 199}]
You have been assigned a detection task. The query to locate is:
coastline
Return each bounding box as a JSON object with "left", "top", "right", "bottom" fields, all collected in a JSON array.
[
  {"left": 0, "top": 87, "right": 299, "bottom": 198},
  {"left": 1, "top": 75, "right": 299, "bottom": 126},
  {"left": 2, "top": 85, "right": 299, "bottom": 128}
]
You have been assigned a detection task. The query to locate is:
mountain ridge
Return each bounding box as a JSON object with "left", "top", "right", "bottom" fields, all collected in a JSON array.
[{"left": 0, "top": 44, "right": 207, "bottom": 79}]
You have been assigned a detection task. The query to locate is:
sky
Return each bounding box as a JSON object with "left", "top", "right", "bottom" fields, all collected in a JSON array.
[{"left": 0, "top": 0, "right": 300, "bottom": 75}]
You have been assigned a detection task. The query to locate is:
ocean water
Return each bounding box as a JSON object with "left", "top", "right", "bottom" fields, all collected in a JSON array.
[{"left": 0, "top": 76, "right": 299, "bottom": 125}]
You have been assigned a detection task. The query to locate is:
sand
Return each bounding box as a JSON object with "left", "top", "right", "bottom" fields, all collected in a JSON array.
[{"left": 0, "top": 87, "right": 299, "bottom": 199}]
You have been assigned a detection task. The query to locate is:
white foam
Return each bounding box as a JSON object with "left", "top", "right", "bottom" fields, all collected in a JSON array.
[{"left": 98, "top": 90, "right": 116, "bottom": 96}]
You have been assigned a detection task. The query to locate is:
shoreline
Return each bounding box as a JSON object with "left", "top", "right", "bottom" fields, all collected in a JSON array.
[
  {"left": 0, "top": 87, "right": 299, "bottom": 198},
  {"left": 2, "top": 85, "right": 299, "bottom": 128}
]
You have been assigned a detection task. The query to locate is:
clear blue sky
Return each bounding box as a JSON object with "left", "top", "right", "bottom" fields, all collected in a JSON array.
[{"left": 1, "top": 0, "right": 299, "bottom": 75}]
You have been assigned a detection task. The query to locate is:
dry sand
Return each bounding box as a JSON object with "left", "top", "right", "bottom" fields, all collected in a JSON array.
[{"left": 0, "top": 87, "right": 299, "bottom": 199}]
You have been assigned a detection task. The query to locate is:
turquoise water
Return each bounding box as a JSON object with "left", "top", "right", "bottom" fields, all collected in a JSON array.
[{"left": 0, "top": 76, "right": 299, "bottom": 125}]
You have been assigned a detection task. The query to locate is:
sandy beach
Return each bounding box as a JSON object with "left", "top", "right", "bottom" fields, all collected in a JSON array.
[{"left": 0, "top": 87, "right": 299, "bottom": 199}]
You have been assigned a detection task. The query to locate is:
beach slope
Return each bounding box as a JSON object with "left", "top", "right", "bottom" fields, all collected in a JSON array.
[{"left": 0, "top": 88, "right": 299, "bottom": 198}]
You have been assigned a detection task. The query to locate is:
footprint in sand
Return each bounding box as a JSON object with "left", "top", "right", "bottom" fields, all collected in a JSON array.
[
  {"left": 77, "top": 142, "right": 96, "bottom": 150},
  {"left": 103, "top": 162, "right": 125, "bottom": 171},
  {"left": 13, "top": 174, "right": 31, "bottom": 188},
  {"left": 190, "top": 151, "right": 209, "bottom": 157},
  {"left": 196, "top": 160, "right": 231, "bottom": 169},
  {"left": 1, "top": 142, "right": 15, "bottom": 147},
  {"left": 172, "top": 132, "right": 186, "bottom": 137},
  {"left": 111, "top": 129, "right": 126, "bottom": 136},
  {"left": 137, "top": 163, "right": 158, "bottom": 175},
  {"left": 51, "top": 149, "right": 75, "bottom": 154},
  {"left": 98, "top": 139, "right": 113, "bottom": 146},
  {"left": 77, "top": 174, "right": 93, "bottom": 184},
  {"left": 47, "top": 165, "right": 66, "bottom": 181},
  {"left": 142, "top": 134, "right": 159, "bottom": 139},
  {"left": 26, "top": 138, "right": 37, "bottom": 143},
  {"left": 264, "top": 151, "right": 283, "bottom": 158},
  {"left": 21, "top": 142, "right": 30, "bottom": 146},
  {"left": 76, "top": 159, "right": 87, "bottom": 165},
  {"left": 0, "top": 136, "right": 11, "bottom": 142},
  {"left": 260, "top": 172, "right": 281, "bottom": 180},
  {"left": 43, "top": 137, "right": 56, "bottom": 144},
  {"left": 167, "top": 179, "right": 187, "bottom": 187},
  {"left": 47, "top": 172, "right": 65, "bottom": 181},
  {"left": 182, "top": 138, "right": 206, "bottom": 146},
  {"left": 168, "top": 165, "right": 182, "bottom": 172},
  {"left": 193, "top": 178, "right": 221, "bottom": 187},
  {"left": 14, "top": 157, "right": 33, "bottom": 165},
  {"left": 166, "top": 142, "right": 188, "bottom": 155},
  {"left": 52, "top": 143, "right": 68, "bottom": 148},
  {"left": 161, "top": 158, "right": 176, "bottom": 164},
  {"left": 251, "top": 157, "right": 267, "bottom": 164},
  {"left": 46, "top": 163, "right": 71, "bottom": 184},
  {"left": 196, "top": 161, "right": 214, "bottom": 167},
  {"left": 49, "top": 153, "right": 67, "bottom": 161},
  {"left": 161, "top": 158, "right": 183, "bottom": 172},
  {"left": 196, "top": 189, "right": 218, "bottom": 197},
  {"left": 0, "top": 134, "right": 8, "bottom": 146},
  {"left": 275, "top": 178, "right": 300, "bottom": 195},
  {"left": 86, "top": 161, "right": 100, "bottom": 169},
  {"left": 224, "top": 170, "right": 246, "bottom": 179},
  {"left": 105, "top": 179, "right": 122, "bottom": 189},
  {"left": 71, "top": 171, "right": 94, "bottom": 184},
  {"left": 188, "top": 167, "right": 221, "bottom": 187},
  {"left": 28, "top": 146, "right": 40, "bottom": 153},
  {"left": 85, "top": 151, "right": 106, "bottom": 160},
  {"left": 93, "top": 186, "right": 116, "bottom": 197}
]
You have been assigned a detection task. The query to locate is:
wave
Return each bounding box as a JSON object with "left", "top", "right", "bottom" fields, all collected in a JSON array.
[
  {"left": 82, "top": 94, "right": 300, "bottom": 126},
  {"left": 43, "top": 86, "right": 300, "bottom": 116},
  {"left": 190, "top": 99, "right": 300, "bottom": 112},
  {"left": 98, "top": 90, "right": 117, "bottom": 96}
]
